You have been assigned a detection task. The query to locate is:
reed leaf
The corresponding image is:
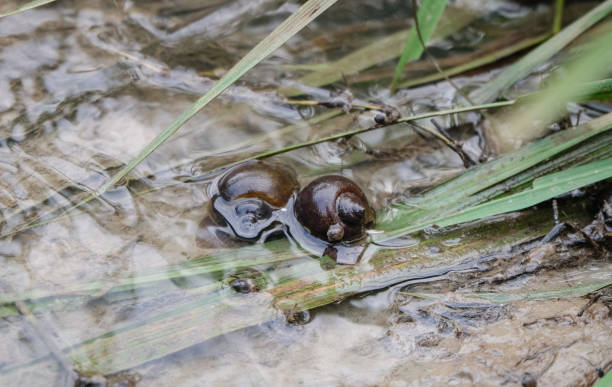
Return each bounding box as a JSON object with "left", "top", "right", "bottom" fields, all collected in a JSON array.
[
  {"left": 389, "top": 0, "right": 448, "bottom": 93},
  {"left": 436, "top": 157, "right": 612, "bottom": 227}
]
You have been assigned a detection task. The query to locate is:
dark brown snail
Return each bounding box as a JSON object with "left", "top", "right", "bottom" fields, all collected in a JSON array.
[
  {"left": 217, "top": 160, "right": 299, "bottom": 208},
  {"left": 210, "top": 160, "right": 299, "bottom": 240},
  {"left": 294, "top": 175, "right": 374, "bottom": 244}
]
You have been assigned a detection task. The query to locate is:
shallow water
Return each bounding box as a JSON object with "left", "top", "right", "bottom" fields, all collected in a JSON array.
[{"left": 0, "top": 0, "right": 610, "bottom": 385}]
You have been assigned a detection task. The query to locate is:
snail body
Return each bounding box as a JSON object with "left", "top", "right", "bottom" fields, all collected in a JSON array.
[
  {"left": 294, "top": 175, "right": 374, "bottom": 244},
  {"left": 213, "top": 160, "right": 299, "bottom": 240}
]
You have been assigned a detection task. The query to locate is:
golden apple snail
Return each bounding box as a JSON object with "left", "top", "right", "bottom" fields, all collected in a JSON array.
[
  {"left": 212, "top": 160, "right": 299, "bottom": 240},
  {"left": 197, "top": 161, "right": 374, "bottom": 265},
  {"left": 294, "top": 175, "right": 374, "bottom": 244}
]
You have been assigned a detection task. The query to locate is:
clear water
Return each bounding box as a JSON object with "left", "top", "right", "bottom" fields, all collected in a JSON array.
[{"left": 0, "top": 0, "right": 610, "bottom": 385}]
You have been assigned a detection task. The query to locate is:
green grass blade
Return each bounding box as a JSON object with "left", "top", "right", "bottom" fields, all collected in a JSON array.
[
  {"left": 0, "top": 0, "right": 56, "bottom": 17},
  {"left": 437, "top": 158, "right": 612, "bottom": 227},
  {"left": 470, "top": 0, "right": 612, "bottom": 104},
  {"left": 388, "top": 0, "right": 449, "bottom": 93},
  {"left": 553, "top": 0, "right": 565, "bottom": 35}
]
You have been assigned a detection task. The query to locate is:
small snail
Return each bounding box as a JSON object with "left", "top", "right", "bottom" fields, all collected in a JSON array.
[
  {"left": 196, "top": 162, "right": 374, "bottom": 265},
  {"left": 294, "top": 175, "right": 374, "bottom": 244},
  {"left": 199, "top": 160, "right": 299, "bottom": 245}
]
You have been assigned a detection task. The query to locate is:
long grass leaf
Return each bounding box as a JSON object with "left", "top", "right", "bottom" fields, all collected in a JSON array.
[
  {"left": 389, "top": 0, "right": 448, "bottom": 93},
  {"left": 470, "top": 0, "right": 612, "bottom": 103},
  {"left": 437, "top": 158, "right": 612, "bottom": 227},
  {"left": 0, "top": 0, "right": 56, "bottom": 18}
]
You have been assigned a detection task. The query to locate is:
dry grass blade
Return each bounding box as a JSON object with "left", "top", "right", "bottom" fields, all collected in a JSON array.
[{"left": 0, "top": 0, "right": 56, "bottom": 17}]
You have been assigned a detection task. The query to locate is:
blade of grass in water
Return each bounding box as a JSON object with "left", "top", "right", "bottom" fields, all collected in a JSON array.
[
  {"left": 470, "top": 0, "right": 612, "bottom": 104},
  {"left": 399, "top": 33, "right": 550, "bottom": 89},
  {"left": 0, "top": 238, "right": 308, "bottom": 304},
  {"left": 388, "top": 0, "right": 448, "bottom": 93},
  {"left": 0, "top": 0, "right": 56, "bottom": 17}
]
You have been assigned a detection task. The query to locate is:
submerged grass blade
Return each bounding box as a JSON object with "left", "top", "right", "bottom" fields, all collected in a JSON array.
[
  {"left": 399, "top": 33, "right": 550, "bottom": 89},
  {"left": 0, "top": 0, "right": 56, "bottom": 18},
  {"left": 389, "top": 0, "right": 448, "bottom": 93},
  {"left": 437, "top": 158, "right": 612, "bottom": 227},
  {"left": 282, "top": 6, "right": 478, "bottom": 96},
  {"left": 470, "top": 0, "right": 612, "bottom": 103},
  {"left": 466, "top": 280, "right": 612, "bottom": 303},
  {"left": 0, "top": 238, "right": 308, "bottom": 304}
]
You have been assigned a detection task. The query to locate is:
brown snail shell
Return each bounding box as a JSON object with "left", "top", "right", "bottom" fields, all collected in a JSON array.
[
  {"left": 212, "top": 160, "right": 299, "bottom": 240},
  {"left": 217, "top": 160, "right": 299, "bottom": 207},
  {"left": 294, "top": 175, "right": 374, "bottom": 243}
]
